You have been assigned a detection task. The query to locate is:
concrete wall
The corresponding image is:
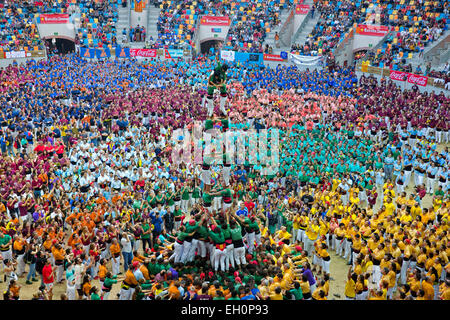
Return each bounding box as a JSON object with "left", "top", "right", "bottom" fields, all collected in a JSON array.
[
  {"left": 37, "top": 23, "right": 76, "bottom": 41},
  {"left": 197, "top": 24, "right": 230, "bottom": 44},
  {"left": 353, "top": 33, "right": 384, "bottom": 52},
  {"left": 131, "top": 9, "right": 147, "bottom": 28},
  {"left": 293, "top": 13, "right": 308, "bottom": 36}
]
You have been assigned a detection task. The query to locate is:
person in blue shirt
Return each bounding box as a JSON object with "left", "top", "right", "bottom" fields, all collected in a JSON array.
[
  {"left": 235, "top": 203, "right": 249, "bottom": 217},
  {"left": 150, "top": 211, "right": 164, "bottom": 242}
]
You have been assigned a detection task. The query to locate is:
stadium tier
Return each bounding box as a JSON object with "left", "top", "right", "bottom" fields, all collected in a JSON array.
[{"left": 0, "top": 0, "right": 448, "bottom": 303}]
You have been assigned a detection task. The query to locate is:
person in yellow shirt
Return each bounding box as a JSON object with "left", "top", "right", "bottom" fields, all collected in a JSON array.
[
  {"left": 384, "top": 197, "right": 396, "bottom": 217},
  {"left": 297, "top": 212, "right": 309, "bottom": 244},
  {"left": 440, "top": 279, "right": 450, "bottom": 300},
  {"left": 269, "top": 286, "right": 283, "bottom": 300},
  {"left": 421, "top": 276, "right": 435, "bottom": 300},
  {"left": 304, "top": 218, "right": 319, "bottom": 257},
  {"left": 299, "top": 274, "right": 311, "bottom": 300},
  {"left": 410, "top": 202, "right": 422, "bottom": 220},
  {"left": 344, "top": 267, "right": 357, "bottom": 300},
  {"left": 319, "top": 243, "right": 331, "bottom": 275},
  {"left": 292, "top": 213, "right": 301, "bottom": 243},
  {"left": 371, "top": 243, "right": 385, "bottom": 286},
  {"left": 275, "top": 226, "right": 292, "bottom": 245}
]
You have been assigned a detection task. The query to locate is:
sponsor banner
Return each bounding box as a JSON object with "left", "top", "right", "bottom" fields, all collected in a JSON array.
[
  {"left": 115, "top": 46, "right": 131, "bottom": 58},
  {"left": 200, "top": 16, "right": 231, "bottom": 26},
  {"left": 5, "top": 51, "right": 26, "bottom": 59},
  {"left": 295, "top": 4, "right": 310, "bottom": 15},
  {"left": 164, "top": 49, "right": 184, "bottom": 59},
  {"left": 389, "top": 70, "right": 428, "bottom": 86},
  {"left": 130, "top": 48, "right": 157, "bottom": 58},
  {"left": 389, "top": 70, "right": 407, "bottom": 82},
  {"left": 407, "top": 73, "right": 428, "bottom": 86},
  {"left": 356, "top": 24, "right": 390, "bottom": 36},
  {"left": 80, "top": 47, "right": 96, "bottom": 58},
  {"left": 96, "top": 47, "right": 111, "bottom": 59},
  {"left": 39, "top": 14, "right": 70, "bottom": 24},
  {"left": 289, "top": 53, "right": 322, "bottom": 66},
  {"left": 263, "top": 53, "right": 286, "bottom": 62},
  {"left": 220, "top": 50, "right": 235, "bottom": 62}
]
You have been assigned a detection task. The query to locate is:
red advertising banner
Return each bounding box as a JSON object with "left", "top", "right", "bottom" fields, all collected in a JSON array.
[
  {"left": 130, "top": 48, "right": 157, "bottom": 58},
  {"left": 200, "top": 16, "right": 231, "bottom": 26},
  {"left": 407, "top": 73, "right": 428, "bottom": 87},
  {"left": 295, "top": 4, "right": 310, "bottom": 15},
  {"left": 263, "top": 54, "right": 286, "bottom": 62},
  {"left": 39, "top": 14, "right": 70, "bottom": 24},
  {"left": 356, "top": 24, "right": 390, "bottom": 36},
  {"left": 389, "top": 70, "right": 428, "bottom": 86}
]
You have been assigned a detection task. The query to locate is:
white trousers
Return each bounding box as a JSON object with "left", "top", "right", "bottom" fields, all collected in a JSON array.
[
  {"left": 234, "top": 245, "right": 246, "bottom": 266},
  {"left": 112, "top": 256, "right": 120, "bottom": 276},
  {"left": 214, "top": 248, "right": 226, "bottom": 272},
  {"left": 245, "top": 232, "right": 255, "bottom": 253},
  {"left": 225, "top": 244, "right": 235, "bottom": 270}
]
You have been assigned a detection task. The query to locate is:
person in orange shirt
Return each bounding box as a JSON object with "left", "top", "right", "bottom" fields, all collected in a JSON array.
[
  {"left": 12, "top": 234, "right": 27, "bottom": 277},
  {"left": 168, "top": 280, "right": 181, "bottom": 299},
  {"left": 52, "top": 242, "right": 65, "bottom": 283},
  {"left": 110, "top": 238, "right": 121, "bottom": 276}
]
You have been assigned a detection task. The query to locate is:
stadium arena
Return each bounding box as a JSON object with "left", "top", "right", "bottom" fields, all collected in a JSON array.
[{"left": 0, "top": 0, "right": 448, "bottom": 301}]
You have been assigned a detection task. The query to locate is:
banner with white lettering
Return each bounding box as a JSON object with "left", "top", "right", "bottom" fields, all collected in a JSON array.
[
  {"left": 5, "top": 51, "right": 26, "bottom": 59},
  {"left": 289, "top": 53, "right": 322, "bottom": 66},
  {"left": 220, "top": 50, "right": 235, "bottom": 62}
]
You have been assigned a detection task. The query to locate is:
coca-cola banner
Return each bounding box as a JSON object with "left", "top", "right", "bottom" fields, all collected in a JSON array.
[
  {"left": 356, "top": 24, "right": 390, "bottom": 36},
  {"left": 130, "top": 48, "right": 157, "bottom": 58},
  {"left": 407, "top": 73, "right": 428, "bottom": 87},
  {"left": 390, "top": 70, "right": 428, "bottom": 87},
  {"left": 39, "top": 14, "right": 70, "bottom": 24},
  {"left": 295, "top": 4, "right": 310, "bottom": 15},
  {"left": 200, "top": 16, "right": 231, "bottom": 26}
]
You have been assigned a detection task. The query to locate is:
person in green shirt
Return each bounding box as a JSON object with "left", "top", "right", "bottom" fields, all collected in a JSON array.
[
  {"left": 289, "top": 281, "right": 303, "bottom": 300},
  {"left": 141, "top": 218, "right": 152, "bottom": 252},
  {"left": 173, "top": 205, "right": 183, "bottom": 231},
  {"left": 90, "top": 286, "right": 101, "bottom": 300},
  {"left": 228, "top": 208, "right": 248, "bottom": 268},
  {"left": 0, "top": 231, "right": 12, "bottom": 261},
  {"left": 207, "top": 211, "right": 226, "bottom": 272},
  {"left": 206, "top": 61, "right": 228, "bottom": 117},
  {"left": 102, "top": 272, "right": 118, "bottom": 300},
  {"left": 180, "top": 183, "right": 191, "bottom": 213},
  {"left": 191, "top": 183, "right": 201, "bottom": 206}
]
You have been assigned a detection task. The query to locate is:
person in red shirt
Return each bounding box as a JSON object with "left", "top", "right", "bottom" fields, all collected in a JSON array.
[
  {"left": 42, "top": 258, "right": 55, "bottom": 300},
  {"left": 244, "top": 196, "right": 255, "bottom": 214}
]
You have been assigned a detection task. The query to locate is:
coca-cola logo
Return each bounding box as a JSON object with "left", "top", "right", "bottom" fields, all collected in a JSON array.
[
  {"left": 390, "top": 71, "right": 407, "bottom": 81},
  {"left": 130, "top": 49, "right": 156, "bottom": 57},
  {"left": 407, "top": 74, "right": 428, "bottom": 86}
]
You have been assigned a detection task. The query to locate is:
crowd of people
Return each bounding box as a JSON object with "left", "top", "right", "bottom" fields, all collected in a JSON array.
[
  {"left": 291, "top": 0, "right": 448, "bottom": 72},
  {"left": 0, "top": 47, "right": 448, "bottom": 301}
]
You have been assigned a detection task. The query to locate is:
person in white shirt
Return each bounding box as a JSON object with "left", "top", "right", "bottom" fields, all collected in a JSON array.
[{"left": 120, "top": 233, "right": 133, "bottom": 273}]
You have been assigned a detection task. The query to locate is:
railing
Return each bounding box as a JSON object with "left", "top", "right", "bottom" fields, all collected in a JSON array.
[
  {"left": 423, "top": 31, "right": 450, "bottom": 63},
  {"left": 279, "top": 7, "right": 295, "bottom": 48},
  {"left": 355, "top": 63, "right": 448, "bottom": 90},
  {"left": 289, "top": 8, "right": 312, "bottom": 49}
]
